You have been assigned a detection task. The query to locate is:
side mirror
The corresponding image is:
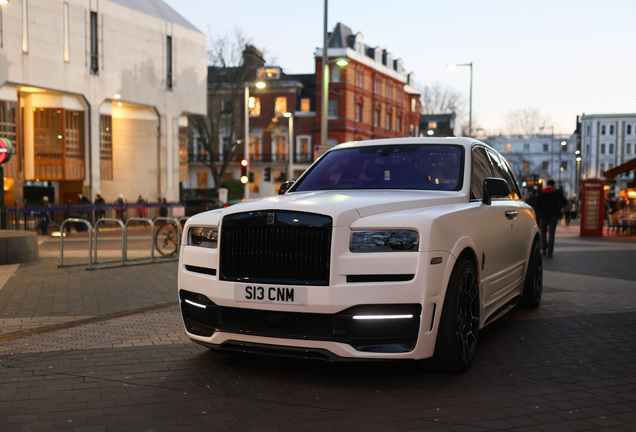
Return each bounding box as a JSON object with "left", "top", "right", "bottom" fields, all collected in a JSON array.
[
  {"left": 482, "top": 177, "right": 509, "bottom": 205},
  {"left": 278, "top": 181, "right": 294, "bottom": 195}
]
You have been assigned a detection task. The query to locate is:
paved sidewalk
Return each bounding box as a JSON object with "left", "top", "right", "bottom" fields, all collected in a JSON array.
[{"left": 0, "top": 224, "right": 634, "bottom": 431}]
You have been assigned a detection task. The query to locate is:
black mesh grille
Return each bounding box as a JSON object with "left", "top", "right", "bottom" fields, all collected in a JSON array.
[{"left": 219, "top": 211, "right": 332, "bottom": 286}]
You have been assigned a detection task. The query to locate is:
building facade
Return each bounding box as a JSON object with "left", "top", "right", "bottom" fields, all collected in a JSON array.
[
  {"left": 185, "top": 46, "right": 316, "bottom": 199},
  {"left": 0, "top": 0, "right": 206, "bottom": 206},
  {"left": 580, "top": 113, "right": 636, "bottom": 196},
  {"left": 486, "top": 133, "right": 578, "bottom": 197},
  {"left": 315, "top": 23, "right": 421, "bottom": 150}
]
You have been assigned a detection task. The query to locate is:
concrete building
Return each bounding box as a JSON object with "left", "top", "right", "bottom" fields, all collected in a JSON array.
[
  {"left": 580, "top": 113, "right": 636, "bottom": 196},
  {"left": 315, "top": 23, "right": 421, "bottom": 149},
  {"left": 486, "top": 133, "right": 577, "bottom": 197},
  {"left": 0, "top": 0, "right": 206, "bottom": 206}
]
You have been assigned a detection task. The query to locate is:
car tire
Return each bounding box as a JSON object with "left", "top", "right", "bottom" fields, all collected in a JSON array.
[
  {"left": 432, "top": 258, "right": 480, "bottom": 373},
  {"left": 520, "top": 238, "right": 542, "bottom": 308}
]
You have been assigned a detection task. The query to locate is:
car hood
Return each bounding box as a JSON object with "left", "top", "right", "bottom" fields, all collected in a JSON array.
[{"left": 218, "top": 190, "right": 466, "bottom": 227}]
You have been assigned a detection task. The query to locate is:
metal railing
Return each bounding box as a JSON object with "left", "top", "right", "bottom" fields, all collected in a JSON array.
[{"left": 93, "top": 218, "right": 125, "bottom": 267}]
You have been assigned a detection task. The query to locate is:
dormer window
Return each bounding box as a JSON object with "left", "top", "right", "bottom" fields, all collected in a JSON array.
[{"left": 257, "top": 67, "right": 280, "bottom": 80}]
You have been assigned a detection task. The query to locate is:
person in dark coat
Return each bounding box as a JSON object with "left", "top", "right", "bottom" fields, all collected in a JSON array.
[
  {"left": 37, "top": 196, "right": 51, "bottom": 235},
  {"left": 536, "top": 179, "right": 568, "bottom": 258},
  {"left": 94, "top": 194, "right": 106, "bottom": 220}
]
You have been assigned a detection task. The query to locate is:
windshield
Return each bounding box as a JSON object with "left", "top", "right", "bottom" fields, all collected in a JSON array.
[{"left": 293, "top": 144, "right": 464, "bottom": 192}]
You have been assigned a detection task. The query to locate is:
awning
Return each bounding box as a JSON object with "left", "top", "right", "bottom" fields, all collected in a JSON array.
[{"left": 604, "top": 157, "right": 636, "bottom": 180}]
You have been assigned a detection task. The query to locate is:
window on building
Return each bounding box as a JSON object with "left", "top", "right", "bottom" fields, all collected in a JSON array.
[
  {"left": 100, "top": 115, "right": 112, "bottom": 180},
  {"left": 355, "top": 103, "right": 361, "bottom": 122},
  {"left": 222, "top": 99, "right": 233, "bottom": 114},
  {"left": 609, "top": 163, "right": 614, "bottom": 171},
  {"left": 249, "top": 136, "right": 261, "bottom": 160},
  {"left": 586, "top": 125, "right": 590, "bottom": 136},
  {"left": 179, "top": 126, "right": 187, "bottom": 183},
  {"left": 609, "top": 125, "right": 614, "bottom": 135},
  {"left": 355, "top": 70, "right": 363, "bottom": 87},
  {"left": 543, "top": 144, "right": 549, "bottom": 152},
  {"left": 600, "top": 144, "right": 605, "bottom": 154},
  {"left": 249, "top": 97, "right": 260, "bottom": 116},
  {"left": 411, "top": 98, "right": 417, "bottom": 112},
  {"left": 628, "top": 125, "right": 632, "bottom": 135},
  {"left": 166, "top": 36, "right": 173, "bottom": 89},
  {"left": 297, "top": 136, "right": 311, "bottom": 162},
  {"left": 397, "top": 116, "right": 402, "bottom": 132},
  {"left": 328, "top": 100, "right": 338, "bottom": 118},
  {"left": 374, "top": 79, "right": 381, "bottom": 94},
  {"left": 627, "top": 143, "right": 632, "bottom": 154},
  {"left": 409, "top": 124, "right": 415, "bottom": 137},
  {"left": 397, "top": 90, "right": 402, "bottom": 103},
  {"left": 542, "top": 161, "right": 549, "bottom": 170},
  {"left": 523, "top": 160, "right": 529, "bottom": 171},
  {"left": 300, "top": 98, "right": 310, "bottom": 113},
  {"left": 386, "top": 113, "right": 391, "bottom": 130},
  {"left": 63, "top": 3, "right": 70, "bottom": 62},
  {"left": 386, "top": 84, "right": 392, "bottom": 99},
  {"left": 505, "top": 143, "right": 511, "bottom": 153},
  {"left": 561, "top": 161, "right": 568, "bottom": 171},
  {"left": 523, "top": 143, "right": 530, "bottom": 152},
  {"left": 258, "top": 68, "right": 280, "bottom": 79},
  {"left": 374, "top": 109, "right": 379, "bottom": 127},
  {"left": 586, "top": 144, "right": 590, "bottom": 154},
  {"left": 197, "top": 172, "right": 208, "bottom": 189},
  {"left": 22, "top": 0, "right": 29, "bottom": 53},
  {"left": 609, "top": 143, "right": 614, "bottom": 154},
  {"left": 274, "top": 135, "right": 287, "bottom": 160},
  {"left": 331, "top": 65, "right": 340, "bottom": 82},
  {"left": 90, "top": 11, "right": 98, "bottom": 73},
  {"left": 601, "top": 125, "right": 606, "bottom": 135},
  {"left": 275, "top": 97, "right": 287, "bottom": 115}
]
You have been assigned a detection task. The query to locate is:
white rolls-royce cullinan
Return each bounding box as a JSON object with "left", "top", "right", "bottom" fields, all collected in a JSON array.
[{"left": 178, "top": 137, "right": 542, "bottom": 372}]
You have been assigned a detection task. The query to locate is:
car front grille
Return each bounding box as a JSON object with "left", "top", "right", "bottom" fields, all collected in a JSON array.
[{"left": 219, "top": 211, "right": 332, "bottom": 286}]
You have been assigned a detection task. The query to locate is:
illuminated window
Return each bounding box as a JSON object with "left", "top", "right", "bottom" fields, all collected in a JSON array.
[
  {"left": 257, "top": 68, "right": 280, "bottom": 79},
  {"left": 428, "top": 122, "right": 437, "bottom": 129},
  {"left": 411, "top": 98, "right": 417, "bottom": 112},
  {"left": 523, "top": 160, "right": 529, "bottom": 170},
  {"left": 505, "top": 144, "right": 511, "bottom": 153},
  {"left": 249, "top": 97, "right": 260, "bottom": 116},
  {"left": 249, "top": 136, "right": 261, "bottom": 160},
  {"left": 301, "top": 98, "right": 310, "bottom": 113},
  {"left": 274, "top": 135, "right": 287, "bottom": 160},
  {"left": 275, "top": 97, "right": 287, "bottom": 115}
]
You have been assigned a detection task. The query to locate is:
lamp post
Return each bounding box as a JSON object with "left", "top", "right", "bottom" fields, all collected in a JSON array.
[
  {"left": 559, "top": 140, "right": 567, "bottom": 190},
  {"left": 321, "top": 0, "right": 328, "bottom": 148},
  {"left": 284, "top": 112, "right": 294, "bottom": 181},
  {"left": 575, "top": 150, "right": 581, "bottom": 194},
  {"left": 446, "top": 62, "right": 472, "bottom": 136},
  {"left": 244, "top": 81, "right": 266, "bottom": 200}
]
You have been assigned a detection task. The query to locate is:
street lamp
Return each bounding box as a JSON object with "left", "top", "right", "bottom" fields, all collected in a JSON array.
[
  {"left": 321, "top": 57, "right": 348, "bottom": 148},
  {"left": 284, "top": 112, "right": 294, "bottom": 182},
  {"left": 559, "top": 140, "right": 567, "bottom": 189},
  {"left": 244, "top": 81, "right": 266, "bottom": 200},
  {"left": 446, "top": 62, "right": 473, "bottom": 136},
  {"left": 575, "top": 150, "right": 581, "bottom": 194}
]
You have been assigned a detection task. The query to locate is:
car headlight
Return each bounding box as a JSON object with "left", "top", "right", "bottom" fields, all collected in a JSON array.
[
  {"left": 188, "top": 227, "right": 218, "bottom": 248},
  {"left": 350, "top": 230, "right": 419, "bottom": 252}
]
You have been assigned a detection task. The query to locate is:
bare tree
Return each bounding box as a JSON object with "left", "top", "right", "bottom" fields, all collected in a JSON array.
[
  {"left": 189, "top": 28, "right": 267, "bottom": 197},
  {"left": 418, "top": 81, "right": 465, "bottom": 115},
  {"left": 503, "top": 107, "right": 551, "bottom": 136}
]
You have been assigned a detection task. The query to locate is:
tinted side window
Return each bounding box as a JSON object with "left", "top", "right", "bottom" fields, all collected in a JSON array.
[
  {"left": 486, "top": 150, "right": 517, "bottom": 200},
  {"left": 471, "top": 147, "right": 492, "bottom": 200},
  {"left": 498, "top": 154, "right": 521, "bottom": 200}
]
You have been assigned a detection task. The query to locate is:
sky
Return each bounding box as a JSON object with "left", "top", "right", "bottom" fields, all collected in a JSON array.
[{"left": 163, "top": 0, "right": 636, "bottom": 136}]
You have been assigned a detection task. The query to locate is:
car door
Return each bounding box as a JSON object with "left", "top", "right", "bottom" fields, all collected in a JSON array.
[
  {"left": 468, "top": 146, "right": 514, "bottom": 321},
  {"left": 485, "top": 149, "right": 526, "bottom": 301}
]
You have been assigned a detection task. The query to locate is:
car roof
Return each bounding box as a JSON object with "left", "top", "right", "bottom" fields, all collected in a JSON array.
[{"left": 330, "top": 137, "right": 487, "bottom": 152}]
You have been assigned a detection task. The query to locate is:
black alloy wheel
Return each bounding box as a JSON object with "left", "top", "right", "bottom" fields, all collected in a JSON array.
[
  {"left": 520, "top": 239, "right": 542, "bottom": 308},
  {"left": 432, "top": 258, "right": 480, "bottom": 373}
]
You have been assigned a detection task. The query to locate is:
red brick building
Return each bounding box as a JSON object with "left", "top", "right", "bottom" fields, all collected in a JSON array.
[{"left": 315, "top": 23, "right": 421, "bottom": 149}]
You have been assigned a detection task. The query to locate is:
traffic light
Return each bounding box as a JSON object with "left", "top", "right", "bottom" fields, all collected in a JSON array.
[
  {"left": 264, "top": 167, "right": 271, "bottom": 182},
  {"left": 522, "top": 177, "right": 527, "bottom": 188},
  {"left": 240, "top": 159, "right": 248, "bottom": 184}
]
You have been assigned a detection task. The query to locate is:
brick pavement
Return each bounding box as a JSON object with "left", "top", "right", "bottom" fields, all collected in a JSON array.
[{"left": 0, "top": 223, "right": 634, "bottom": 431}]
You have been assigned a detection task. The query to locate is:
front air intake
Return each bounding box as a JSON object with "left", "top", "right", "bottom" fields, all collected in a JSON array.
[{"left": 219, "top": 211, "right": 332, "bottom": 286}]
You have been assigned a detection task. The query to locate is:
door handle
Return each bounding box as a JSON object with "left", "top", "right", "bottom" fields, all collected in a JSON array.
[{"left": 505, "top": 211, "right": 518, "bottom": 220}]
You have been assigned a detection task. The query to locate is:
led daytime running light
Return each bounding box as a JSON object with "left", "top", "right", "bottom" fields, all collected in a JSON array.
[
  {"left": 352, "top": 314, "right": 414, "bottom": 320},
  {"left": 184, "top": 299, "right": 206, "bottom": 309}
]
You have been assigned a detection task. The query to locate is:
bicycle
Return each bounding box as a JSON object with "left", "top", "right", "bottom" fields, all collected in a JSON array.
[{"left": 154, "top": 219, "right": 185, "bottom": 256}]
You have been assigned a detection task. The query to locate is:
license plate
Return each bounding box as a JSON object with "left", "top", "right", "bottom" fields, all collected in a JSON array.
[{"left": 234, "top": 284, "right": 307, "bottom": 305}]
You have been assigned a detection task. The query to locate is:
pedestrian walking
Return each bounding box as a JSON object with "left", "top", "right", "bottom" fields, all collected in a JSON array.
[
  {"left": 159, "top": 197, "right": 168, "bottom": 218},
  {"left": 137, "top": 195, "right": 146, "bottom": 218},
  {"left": 536, "top": 179, "right": 568, "bottom": 258},
  {"left": 94, "top": 194, "right": 106, "bottom": 220},
  {"left": 37, "top": 196, "right": 51, "bottom": 235},
  {"left": 570, "top": 198, "right": 578, "bottom": 221},
  {"left": 116, "top": 194, "right": 125, "bottom": 222}
]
